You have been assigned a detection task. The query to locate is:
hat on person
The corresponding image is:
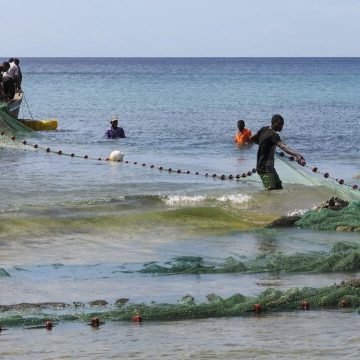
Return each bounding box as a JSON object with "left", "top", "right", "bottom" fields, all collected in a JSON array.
[{"left": 110, "top": 117, "right": 118, "bottom": 124}]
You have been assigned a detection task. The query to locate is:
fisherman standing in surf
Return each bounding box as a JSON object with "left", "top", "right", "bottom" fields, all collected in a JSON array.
[{"left": 250, "top": 114, "right": 305, "bottom": 190}]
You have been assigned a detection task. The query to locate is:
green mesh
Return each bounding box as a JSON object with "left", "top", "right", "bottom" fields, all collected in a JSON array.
[
  {"left": 0, "top": 102, "right": 32, "bottom": 135},
  {"left": 1, "top": 281, "right": 360, "bottom": 327},
  {"left": 139, "top": 242, "right": 360, "bottom": 275},
  {"left": 277, "top": 155, "right": 360, "bottom": 201},
  {"left": 0, "top": 268, "right": 10, "bottom": 277},
  {"left": 295, "top": 201, "right": 360, "bottom": 231}
]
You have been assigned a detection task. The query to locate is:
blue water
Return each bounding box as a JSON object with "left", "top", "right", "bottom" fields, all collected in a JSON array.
[{"left": 1, "top": 58, "right": 360, "bottom": 359}]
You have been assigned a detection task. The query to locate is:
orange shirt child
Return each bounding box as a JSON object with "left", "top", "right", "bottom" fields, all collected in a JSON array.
[{"left": 234, "top": 128, "right": 252, "bottom": 144}]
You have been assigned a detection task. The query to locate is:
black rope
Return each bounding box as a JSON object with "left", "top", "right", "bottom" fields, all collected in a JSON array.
[{"left": 22, "top": 92, "right": 34, "bottom": 121}]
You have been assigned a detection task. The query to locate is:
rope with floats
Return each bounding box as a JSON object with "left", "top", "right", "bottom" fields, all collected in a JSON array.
[
  {"left": 0, "top": 130, "right": 256, "bottom": 182},
  {"left": 1, "top": 129, "right": 359, "bottom": 190},
  {"left": 121, "top": 159, "right": 257, "bottom": 181},
  {"left": 277, "top": 151, "right": 359, "bottom": 191}
]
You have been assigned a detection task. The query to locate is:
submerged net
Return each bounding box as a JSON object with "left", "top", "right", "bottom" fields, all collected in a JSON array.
[
  {"left": 139, "top": 241, "right": 360, "bottom": 275},
  {"left": 3, "top": 241, "right": 360, "bottom": 327},
  {"left": 1, "top": 280, "right": 360, "bottom": 327}
]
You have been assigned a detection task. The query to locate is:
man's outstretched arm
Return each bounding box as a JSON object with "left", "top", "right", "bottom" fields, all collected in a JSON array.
[
  {"left": 277, "top": 140, "right": 306, "bottom": 165},
  {"left": 248, "top": 133, "right": 259, "bottom": 144}
]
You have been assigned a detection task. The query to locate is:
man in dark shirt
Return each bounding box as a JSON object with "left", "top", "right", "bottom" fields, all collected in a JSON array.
[
  {"left": 1, "top": 62, "right": 15, "bottom": 100},
  {"left": 250, "top": 114, "right": 305, "bottom": 190},
  {"left": 105, "top": 117, "right": 126, "bottom": 139},
  {"left": 14, "top": 58, "right": 22, "bottom": 91}
]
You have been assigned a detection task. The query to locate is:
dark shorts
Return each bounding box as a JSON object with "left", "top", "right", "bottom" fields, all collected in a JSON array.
[
  {"left": 258, "top": 170, "right": 283, "bottom": 190},
  {"left": 2, "top": 77, "right": 15, "bottom": 100}
]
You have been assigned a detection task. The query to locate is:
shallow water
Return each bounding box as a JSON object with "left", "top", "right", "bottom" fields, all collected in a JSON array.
[
  {"left": 1, "top": 58, "right": 360, "bottom": 358},
  {"left": 1, "top": 312, "right": 360, "bottom": 359}
]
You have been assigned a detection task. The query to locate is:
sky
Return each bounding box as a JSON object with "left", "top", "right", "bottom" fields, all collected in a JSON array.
[{"left": 3, "top": 0, "right": 360, "bottom": 57}]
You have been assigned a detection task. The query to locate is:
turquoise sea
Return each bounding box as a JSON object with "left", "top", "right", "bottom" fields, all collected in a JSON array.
[{"left": 1, "top": 58, "right": 360, "bottom": 359}]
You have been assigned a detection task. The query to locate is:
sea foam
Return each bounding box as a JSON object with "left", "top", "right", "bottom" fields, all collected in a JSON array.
[{"left": 163, "top": 193, "right": 251, "bottom": 206}]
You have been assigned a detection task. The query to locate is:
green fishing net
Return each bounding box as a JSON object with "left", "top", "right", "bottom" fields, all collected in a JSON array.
[
  {"left": 140, "top": 242, "right": 360, "bottom": 275},
  {"left": 277, "top": 154, "right": 360, "bottom": 201},
  {"left": 295, "top": 201, "right": 360, "bottom": 231},
  {"left": 0, "top": 102, "right": 32, "bottom": 135},
  {"left": 1, "top": 280, "right": 360, "bottom": 327}
]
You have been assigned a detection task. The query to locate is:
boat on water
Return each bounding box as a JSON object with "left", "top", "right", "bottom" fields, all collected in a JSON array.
[
  {"left": 5, "top": 91, "right": 58, "bottom": 131},
  {"left": 6, "top": 91, "right": 22, "bottom": 119},
  {"left": 1, "top": 59, "right": 57, "bottom": 132}
]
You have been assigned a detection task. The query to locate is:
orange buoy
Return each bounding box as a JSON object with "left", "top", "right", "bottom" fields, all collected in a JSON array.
[
  {"left": 253, "top": 303, "right": 262, "bottom": 313},
  {"left": 132, "top": 314, "right": 142, "bottom": 322},
  {"left": 301, "top": 301, "right": 310, "bottom": 310},
  {"left": 45, "top": 320, "right": 53, "bottom": 330}
]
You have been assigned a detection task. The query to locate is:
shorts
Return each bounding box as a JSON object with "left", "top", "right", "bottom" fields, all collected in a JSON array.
[{"left": 258, "top": 170, "right": 283, "bottom": 190}]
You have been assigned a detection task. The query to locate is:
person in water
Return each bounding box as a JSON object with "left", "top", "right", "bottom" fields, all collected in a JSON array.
[
  {"left": 249, "top": 114, "right": 305, "bottom": 190},
  {"left": 234, "top": 120, "right": 252, "bottom": 144},
  {"left": 105, "top": 117, "right": 126, "bottom": 139}
]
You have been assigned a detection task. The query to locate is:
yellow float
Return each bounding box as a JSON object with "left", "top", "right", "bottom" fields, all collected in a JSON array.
[{"left": 19, "top": 119, "right": 58, "bottom": 131}]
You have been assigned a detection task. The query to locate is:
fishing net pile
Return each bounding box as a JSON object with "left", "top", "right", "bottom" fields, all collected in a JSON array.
[
  {"left": 270, "top": 197, "right": 360, "bottom": 232},
  {"left": 295, "top": 200, "right": 360, "bottom": 231}
]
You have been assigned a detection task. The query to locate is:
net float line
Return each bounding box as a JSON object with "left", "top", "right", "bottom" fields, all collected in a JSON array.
[
  {"left": 121, "top": 158, "right": 257, "bottom": 182},
  {"left": 1, "top": 130, "right": 111, "bottom": 162},
  {"left": 0, "top": 130, "right": 257, "bottom": 182},
  {"left": 6, "top": 130, "right": 358, "bottom": 188}
]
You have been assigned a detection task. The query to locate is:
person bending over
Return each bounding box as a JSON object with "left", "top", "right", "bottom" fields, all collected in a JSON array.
[{"left": 250, "top": 114, "right": 305, "bottom": 190}]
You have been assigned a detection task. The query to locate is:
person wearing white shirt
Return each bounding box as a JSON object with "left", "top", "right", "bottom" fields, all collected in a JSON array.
[{"left": 7, "top": 58, "right": 19, "bottom": 80}]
